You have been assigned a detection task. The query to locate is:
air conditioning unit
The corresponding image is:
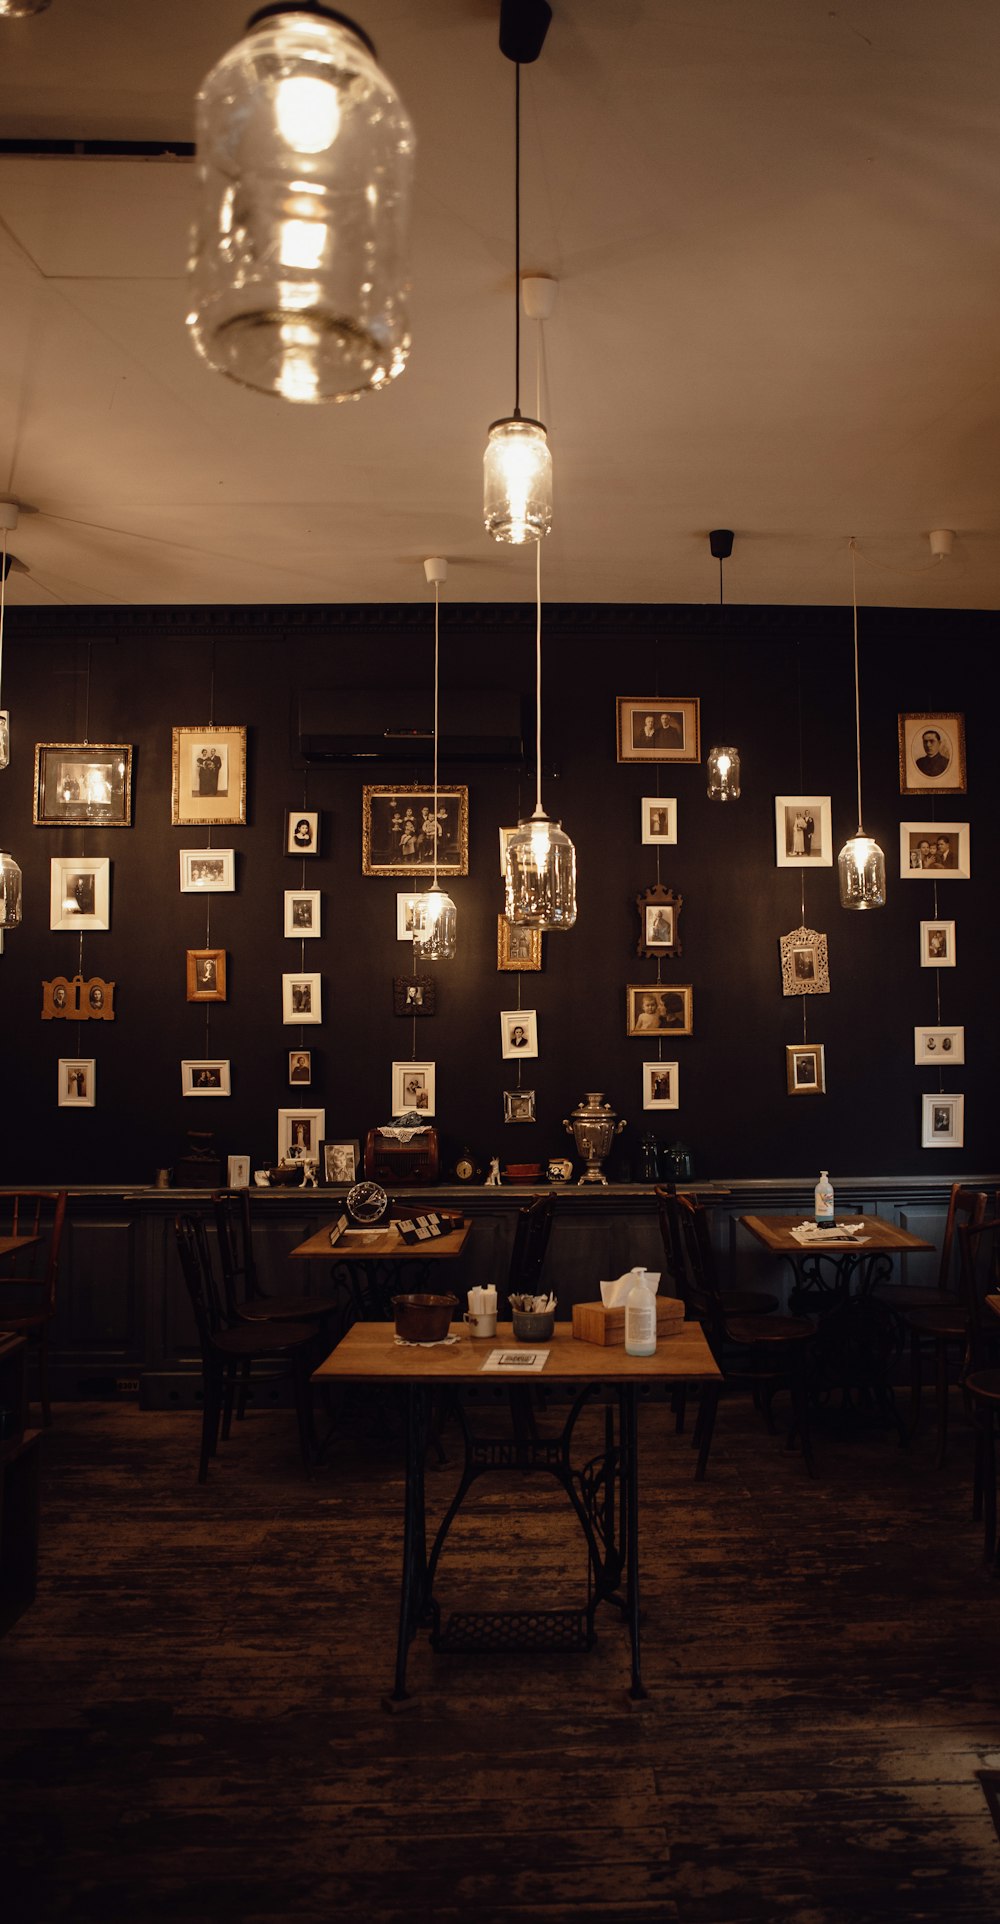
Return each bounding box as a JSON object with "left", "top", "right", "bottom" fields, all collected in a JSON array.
[{"left": 297, "top": 687, "right": 527, "bottom": 764}]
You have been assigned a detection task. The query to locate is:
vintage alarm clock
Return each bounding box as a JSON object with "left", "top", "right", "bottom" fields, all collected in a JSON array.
[{"left": 453, "top": 1147, "right": 481, "bottom": 1183}]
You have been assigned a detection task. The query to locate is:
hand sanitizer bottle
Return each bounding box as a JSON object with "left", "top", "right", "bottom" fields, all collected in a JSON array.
[
  {"left": 625, "top": 1267, "right": 657, "bottom": 1356},
  {"left": 814, "top": 1170, "right": 835, "bottom": 1226}
]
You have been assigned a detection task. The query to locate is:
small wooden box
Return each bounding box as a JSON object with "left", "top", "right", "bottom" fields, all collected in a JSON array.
[{"left": 572, "top": 1296, "right": 686, "bottom": 1347}]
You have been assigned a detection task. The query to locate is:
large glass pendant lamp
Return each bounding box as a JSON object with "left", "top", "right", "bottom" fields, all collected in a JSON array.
[
  {"left": 705, "top": 528, "right": 741, "bottom": 801},
  {"left": 505, "top": 543, "right": 577, "bottom": 930},
  {"left": 0, "top": 850, "right": 22, "bottom": 927},
  {"left": 187, "top": 3, "right": 415, "bottom": 403},
  {"left": 837, "top": 538, "right": 886, "bottom": 910},
  {"left": 483, "top": 3, "right": 553, "bottom": 544},
  {"left": 0, "top": 499, "right": 14, "bottom": 771},
  {"left": 0, "top": 1, "right": 52, "bottom": 15},
  {"left": 411, "top": 558, "right": 457, "bottom": 962}
]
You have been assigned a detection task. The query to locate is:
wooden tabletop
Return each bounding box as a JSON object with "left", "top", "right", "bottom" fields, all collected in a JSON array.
[
  {"left": 313, "top": 1318, "right": 721, "bottom": 1385},
  {"left": 0, "top": 1233, "right": 42, "bottom": 1262},
  {"left": 740, "top": 1213, "right": 935, "bottom": 1255},
  {"left": 987, "top": 1293, "right": 1000, "bottom": 1321},
  {"left": 290, "top": 1219, "right": 471, "bottom": 1263}
]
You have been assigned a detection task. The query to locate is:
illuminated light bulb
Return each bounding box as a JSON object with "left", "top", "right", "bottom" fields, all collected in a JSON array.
[
  {"left": 0, "top": 849, "right": 21, "bottom": 927},
  {"left": 275, "top": 75, "right": 341, "bottom": 153},
  {"left": 505, "top": 809, "right": 576, "bottom": 930},
  {"left": 838, "top": 832, "right": 886, "bottom": 910},
  {"left": 412, "top": 888, "right": 457, "bottom": 962},
  {"left": 484, "top": 418, "right": 552, "bottom": 544},
  {"left": 706, "top": 744, "right": 741, "bottom": 802}
]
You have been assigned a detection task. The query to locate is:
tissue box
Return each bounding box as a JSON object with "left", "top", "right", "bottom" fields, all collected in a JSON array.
[{"left": 572, "top": 1297, "right": 686, "bottom": 1347}]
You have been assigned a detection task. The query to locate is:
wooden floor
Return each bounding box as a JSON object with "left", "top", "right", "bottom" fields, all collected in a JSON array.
[{"left": 2, "top": 1386, "right": 1000, "bottom": 1924}]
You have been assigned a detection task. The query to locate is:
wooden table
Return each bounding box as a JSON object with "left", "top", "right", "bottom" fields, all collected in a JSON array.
[
  {"left": 290, "top": 1218, "right": 471, "bottom": 1323},
  {"left": 313, "top": 1319, "right": 721, "bottom": 1705}
]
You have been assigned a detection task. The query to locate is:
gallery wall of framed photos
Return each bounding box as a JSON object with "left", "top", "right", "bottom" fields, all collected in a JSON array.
[{"left": 0, "top": 598, "right": 996, "bottom": 1186}]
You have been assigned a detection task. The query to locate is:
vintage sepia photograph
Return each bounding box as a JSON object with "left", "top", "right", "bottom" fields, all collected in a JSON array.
[
  {"left": 921, "top": 1092, "right": 964, "bottom": 1149},
  {"left": 57, "top": 1058, "right": 96, "bottom": 1108},
  {"left": 171, "top": 724, "right": 247, "bottom": 826},
  {"left": 779, "top": 926, "right": 831, "bottom": 997},
  {"left": 616, "top": 696, "right": 700, "bottom": 763},
  {"left": 34, "top": 743, "right": 133, "bottom": 827},
  {"left": 898, "top": 712, "right": 966, "bottom": 795},
  {"left": 396, "top": 893, "right": 432, "bottom": 941},
  {"left": 774, "top": 796, "right": 833, "bottom": 867},
  {"left": 641, "top": 797, "right": 678, "bottom": 843},
  {"left": 186, "top": 948, "right": 227, "bottom": 1002},
  {"left": 498, "top": 826, "right": 518, "bottom": 877},
  {"left": 900, "top": 822, "right": 970, "bottom": 878},
  {"left": 278, "top": 1108, "right": 326, "bottom": 1162},
  {"left": 178, "top": 849, "right": 235, "bottom": 893},
  {"left": 181, "top": 1059, "right": 231, "bottom": 1097},
  {"left": 503, "top": 1089, "right": 537, "bottom": 1123},
  {"left": 393, "top": 975, "right": 436, "bottom": 1015},
  {"left": 636, "top": 886, "right": 682, "bottom": 958},
  {"left": 497, "top": 915, "right": 543, "bottom": 971},
  {"left": 288, "top": 1049, "right": 312, "bottom": 1084},
  {"left": 283, "top": 889, "right": 321, "bottom": 937},
  {"left": 49, "top": 857, "right": 110, "bottom": 931},
  {"left": 626, "top": 984, "right": 693, "bottom": 1037},
  {"left": 320, "top": 1140, "right": 360, "bottom": 1185},
  {"left": 286, "top": 810, "right": 319, "bottom": 855},
  {"left": 643, "top": 1060, "right": 680, "bottom": 1110},
  {"left": 914, "top": 1025, "right": 965, "bottom": 1064},
  {"left": 786, "top": 1044, "right": 826, "bottom": 1095},
  {"left": 500, "top": 1009, "right": 538, "bottom": 1059},
  {"left": 363, "top": 785, "right": 468, "bottom": 876},
  {"left": 226, "top": 1155, "right": 251, "bottom": 1189},
  {"left": 281, "top": 973, "right": 322, "bottom": 1024},
  {"left": 391, "top": 1060, "right": 436, "bottom": 1116},
  {"left": 920, "top": 919, "right": 956, "bottom": 967}
]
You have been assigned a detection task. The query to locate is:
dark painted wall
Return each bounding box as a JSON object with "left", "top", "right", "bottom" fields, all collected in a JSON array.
[{"left": 0, "top": 601, "right": 994, "bottom": 1185}]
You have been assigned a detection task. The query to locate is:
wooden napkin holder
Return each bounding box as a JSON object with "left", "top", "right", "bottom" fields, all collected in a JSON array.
[{"left": 572, "top": 1296, "right": 686, "bottom": 1347}]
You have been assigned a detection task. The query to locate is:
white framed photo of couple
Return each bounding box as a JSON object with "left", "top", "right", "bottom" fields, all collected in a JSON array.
[
  {"left": 643, "top": 1061, "right": 679, "bottom": 1110},
  {"left": 284, "top": 889, "right": 321, "bottom": 937},
  {"left": 392, "top": 1061, "right": 436, "bottom": 1116},
  {"left": 641, "top": 797, "right": 678, "bottom": 843},
  {"left": 501, "top": 1010, "right": 538, "bottom": 1059},
  {"left": 920, "top": 920, "right": 955, "bottom": 968},
  {"left": 774, "top": 796, "right": 833, "bottom": 867},
  {"left": 58, "top": 1058, "right": 95, "bottom": 1107},
  {"left": 914, "top": 1026, "right": 964, "bottom": 1065},
  {"left": 282, "top": 973, "right": 322, "bottom": 1024},
  {"left": 182, "top": 1059, "right": 231, "bottom": 1097}
]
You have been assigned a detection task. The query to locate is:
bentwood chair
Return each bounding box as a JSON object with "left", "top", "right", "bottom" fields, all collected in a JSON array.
[
  {"left": 0, "top": 1190, "right": 68, "bottom": 1427},
  {"left": 897, "top": 1185, "right": 987, "bottom": 1462},
  {"left": 212, "top": 1188, "right": 342, "bottom": 1330},
  {"left": 656, "top": 1184, "right": 779, "bottom": 1319},
  {"left": 505, "top": 1192, "right": 556, "bottom": 1309},
  {"left": 675, "top": 1193, "right": 816, "bottom": 1478},
  {"left": 957, "top": 1216, "right": 1000, "bottom": 1571},
  {"left": 175, "top": 1215, "right": 318, "bottom": 1483}
]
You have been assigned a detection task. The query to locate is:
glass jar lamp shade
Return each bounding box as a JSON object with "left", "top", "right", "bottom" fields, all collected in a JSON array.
[
  {"left": 706, "top": 744, "right": 740, "bottom": 801},
  {"left": 0, "top": 710, "right": 9, "bottom": 771},
  {"left": 484, "top": 417, "right": 552, "bottom": 544},
  {"left": 187, "top": 6, "right": 415, "bottom": 402},
  {"left": 837, "top": 832, "right": 886, "bottom": 910},
  {"left": 411, "top": 889, "right": 457, "bottom": 962},
  {"left": 505, "top": 809, "right": 576, "bottom": 930},
  {"left": 0, "top": 849, "right": 22, "bottom": 927},
  {"left": 0, "top": 0, "right": 51, "bottom": 14}
]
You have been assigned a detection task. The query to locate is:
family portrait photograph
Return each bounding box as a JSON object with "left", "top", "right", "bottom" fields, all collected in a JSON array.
[
  {"left": 914, "top": 1026, "right": 964, "bottom": 1065},
  {"left": 179, "top": 849, "right": 235, "bottom": 893},
  {"left": 616, "top": 696, "right": 700, "bottom": 763},
  {"left": 171, "top": 724, "right": 247, "bottom": 826},
  {"left": 900, "top": 823, "right": 970, "bottom": 877},
  {"left": 626, "top": 985, "right": 693, "bottom": 1036},
  {"left": 181, "top": 1059, "right": 231, "bottom": 1097},
  {"left": 363, "top": 784, "right": 468, "bottom": 876},
  {"left": 34, "top": 743, "right": 133, "bottom": 827},
  {"left": 641, "top": 797, "right": 678, "bottom": 843},
  {"left": 391, "top": 1060, "right": 436, "bottom": 1116}
]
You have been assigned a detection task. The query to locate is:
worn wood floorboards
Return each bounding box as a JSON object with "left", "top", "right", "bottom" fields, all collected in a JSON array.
[{"left": 2, "top": 1389, "right": 999, "bottom": 1924}]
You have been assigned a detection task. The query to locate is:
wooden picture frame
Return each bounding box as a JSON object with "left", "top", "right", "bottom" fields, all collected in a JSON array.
[
  {"left": 49, "top": 856, "right": 110, "bottom": 930},
  {"left": 497, "top": 915, "right": 542, "bottom": 971},
  {"left": 899, "top": 822, "right": 970, "bottom": 878},
  {"left": 179, "top": 849, "right": 235, "bottom": 893},
  {"left": 42, "top": 975, "right": 115, "bottom": 1020},
  {"left": 626, "top": 984, "right": 693, "bottom": 1037},
  {"left": 283, "top": 889, "right": 321, "bottom": 937},
  {"left": 616, "top": 696, "right": 700, "bottom": 763},
  {"left": 34, "top": 743, "right": 133, "bottom": 827},
  {"left": 362, "top": 784, "right": 469, "bottom": 877},
  {"left": 921, "top": 1093, "right": 964, "bottom": 1149},
  {"left": 774, "top": 796, "right": 833, "bottom": 867},
  {"left": 786, "top": 1043, "right": 826, "bottom": 1095},
  {"left": 181, "top": 1059, "right": 232, "bottom": 1097},
  {"left": 898, "top": 712, "right": 966, "bottom": 795},
  {"left": 186, "top": 948, "right": 227, "bottom": 1002},
  {"left": 58, "top": 1058, "right": 96, "bottom": 1107},
  {"left": 636, "top": 885, "right": 682, "bottom": 958},
  {"left": 641, "top": 797, "right": 678, "bottom": 844},
  {"left": 391, "top": 1060, "right": 436, "bottom": 1117},
  {"left": 643, "top": 1061, "right": 679, "bottom": 1110},
  {"left": 319, "top": 1140, "right": 361, "bottom": 1185},
  {"left": 914, "top": 1025, "right": 964, "bottom": 1065},
  {"left": 919, "top": 920, "right": 955, "bottom": 968},
  {"left": 779, "top": 927, "right": 831, "bottom": 997},
  {"left": 393, "top": 975, "right": 436, "bottom": 1015},
  {"left": 278, "top": 1108, "right": 326, "bottom": 1163},
  {"left": 171, "top": 725, "right": 247, "bottom": 826},
  {"left": 286, "top": 811, "right": 319, "bottom": 855},
  {"left": 282, "top": 973, "right": 322, "bottom": 1024},
  {"left": 501, "top": 1009, "right": 538, "bottom": 1059}
]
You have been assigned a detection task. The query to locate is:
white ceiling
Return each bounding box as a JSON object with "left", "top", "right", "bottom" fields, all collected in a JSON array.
[{"left": 1, "top": 0, "right": 999, "bottom": 610}]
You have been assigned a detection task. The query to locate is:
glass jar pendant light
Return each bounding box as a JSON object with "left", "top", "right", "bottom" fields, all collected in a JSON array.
[
  {"left": 837, "top": 538, "right": 886, "bottom": 910},
  {"left": 0, "top": 851, "right": 22, "bottom": 928},
  {"left": 411, "top": 558, "right": 457, "bottom": 962},
  {"left": 187, "top": 3, "right": 415, "bottom": 403},
  {"left": 705, "top": 529, "right": 741, "bottom": 801},
  {"left": 483, "top": 7, "right": 553, "bottom": 544},
  {"left": 505, "top": 544, "right": 577, "bottom": 930}
]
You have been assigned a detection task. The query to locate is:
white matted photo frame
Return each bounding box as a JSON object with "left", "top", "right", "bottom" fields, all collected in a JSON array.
[
  {"left": 499, "top": 826, "right": 518, "bottom": 877},
  {"left": 616, "top": 697, "right": 700, "bottom": 763},
  {"left": 391, "top": 1060, "right": 436, "bottom": 1116},
  {"left": 182, "top": 1059, "right": 231, "bottom": 1097},
  {"left": 898, "top": 712, "right": 966, "bottom": 796},
  {"left": 363, "top": 784, "right": 469, "bottom": 877},
  {"left": 920, "top": 920, "right": 955, "bottom": 968},
  {"left": 626, "top": 984, "right": 693, "bottom": 1037},
  {"left": 779, "top": 927, "right": 830, "bottom": 997},
  {"left": 914, "top": 1025, "right": 965, "bottom": 1065},
  {"left": 774, "top": 796, "right": 833, "bottom": 867},
  {"left": 643, "top": 1061, "right": 679, "bottom": 1110},
  {"left": 49, "top": 857, "right": 110, "bottom": 930},
  {"left": 786, "top": 1043, "right": 826, "bottom": 1095},
  {"left": 179, "top": 849, "right": 235, "bottom": 893},
  {"left": 58, "top": 1058, "right": 95, "bottom": 1107},
  {"left": 284, "top": 889, "right": 321, "bottom": 937},
  {"left": 497, "top": 915, "right": 542, "bottom": 971},
  {"left": 641, "top": 797, "right": 678, "bottom": 844},
  {"left": 319, "top": 1140, "right": 361, "bottom": 1184},
  {"left": 503, "top": 1089, "right": 537, "bottom": 1123},
  {"left": 501, "top": 1009, "right": 538, "bottom": 1059},
  {"left": 287, "top": 810, "right": 319, "bottom": 855},
  {"left": 921, "top": 1092, "right": 964, "bottom": 1149},
  {"left": 282, "top": 973, "right": 322, "bottom": 1024},
  {"left": 397, "top": 893, "right": 431, "bottom": 941},
  {"left": 278, "top": 1108, "right": 326, "bottom": 1162},
  {"left": 34, "top": 743, "right": 133, "bottom": 827},
  {"left": 171, "top": 725, "right": 247, "bottom": 826},
  {"left": 227, "top": 1155, "right": 251, "bottom": 1188},
  {"left": 900, "top": 822, "right": 970, "bottom": 878}
]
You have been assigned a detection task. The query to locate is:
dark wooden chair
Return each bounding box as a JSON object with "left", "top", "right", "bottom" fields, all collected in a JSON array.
[
  {"left": 0, "top": 1190, "right": 68, "bottom": 1427},
  {"left": 957, "top": 1215, "right": 1000, "bottom": 1571},
  {"left": 211, "top": 1188, "right": 342, "bottom": 1329},
  {"left": 175, "top": 1215, "right": 318, "bottom": 1483},
  {"left": 505, "top": 1192, "right": 556, "bottom": 1307},
  {"left": 656, "top": 1184, "right": 779, "bottom": 1318},
  {"left": 898, "top": 1185, "right": 988, "bottom": 1462},
  {"left": 675, "top": 1193, "right": 816, "bottom": 1478}
]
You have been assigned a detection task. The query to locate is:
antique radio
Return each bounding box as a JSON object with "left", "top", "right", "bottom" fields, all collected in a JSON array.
[{"left": 363, "top": 1126, "right": 440, "bottom": 1186}]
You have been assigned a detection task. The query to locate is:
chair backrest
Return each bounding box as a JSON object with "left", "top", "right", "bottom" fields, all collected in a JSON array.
[
  {"left": 175, "top": 1215, "right": 226, "bottom": 1352},
  {"left": 655, "top": 1183, "right": 691, "bottom": 1304},
  {"left": 674, "top": 1193, "right": 725, "bottom": 1348},
  {"left": 0, "top": 1189, "right": 68, "bottom": 1317},
  {"left": 957, "top": 1215, "right": 1000, "bottom": 1367},
  {"left": 211, "top": 1188, "right": 259, "bottom": 1317},
  {"left": 939, "top": 1183, "right": 988, "bottom": 1292},
  {"left": 506, "top": 1193, "right": 556, "bottom": 1301}
]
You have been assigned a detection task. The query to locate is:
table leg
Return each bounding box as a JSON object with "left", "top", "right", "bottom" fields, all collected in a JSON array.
[
  {"left": 389, "top": 1383, "right": 430, "bottom": 1707},
  {"left": 621, "top": 1386, "right": 647, "bottom": 1702}
]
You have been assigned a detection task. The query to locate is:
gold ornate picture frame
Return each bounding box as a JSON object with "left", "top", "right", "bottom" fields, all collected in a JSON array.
[
  {"left": 171, "top": 725, "right": 247, "bottom": 826},
  {"left": 362, "top": 784, "right": 468, "bottom": 877},
  {"left": 497, "top": 915, "right": 542, "bottom": 971}
]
